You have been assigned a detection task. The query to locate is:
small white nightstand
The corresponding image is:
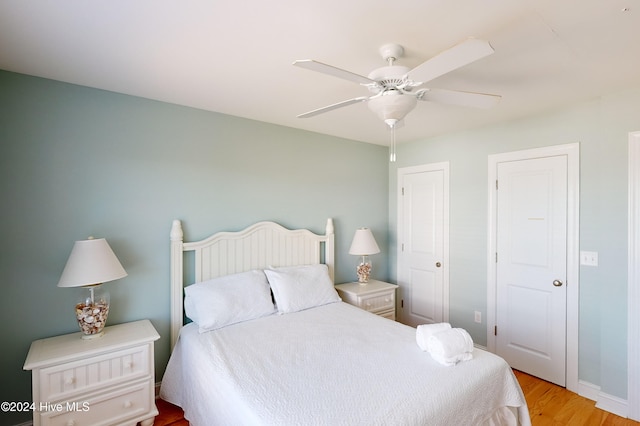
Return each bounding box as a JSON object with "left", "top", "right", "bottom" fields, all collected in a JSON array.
[
  {"left": 24, "top": 319, "right": 160, "bottom": 426},
  {"left": 335, "top": 280, "right": 399, "bottom": 320}
]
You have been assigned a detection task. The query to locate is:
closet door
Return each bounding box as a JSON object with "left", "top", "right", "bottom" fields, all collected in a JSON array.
[
  {"left": 495, "top": 155, "right": 567, "bottom": 386},
  {"left": 397, "top": 163, "right": 449, "bottom": 327}
]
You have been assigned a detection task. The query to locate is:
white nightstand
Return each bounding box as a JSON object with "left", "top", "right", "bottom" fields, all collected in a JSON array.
[
  {"left": 335, "top": 280, "right": 399, "bottom": 320},
  {"left": 24, "top": 319, "right": 160, "bottom": 426}
]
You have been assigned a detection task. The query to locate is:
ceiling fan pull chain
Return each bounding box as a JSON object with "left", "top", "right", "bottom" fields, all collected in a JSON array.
[{"left": 389, "top": 121, "right": 397, "bottom": 162}]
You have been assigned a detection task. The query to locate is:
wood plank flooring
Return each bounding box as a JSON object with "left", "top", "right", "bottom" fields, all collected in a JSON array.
[
  {"left": 153, "top": 370, "right": 639, "bottom": 425},
  {"left": 513, "top": 370, "right": 638, "bottom": 425},
  {"left": 152, "top": 398, "right": 189, "bottom": 426}
]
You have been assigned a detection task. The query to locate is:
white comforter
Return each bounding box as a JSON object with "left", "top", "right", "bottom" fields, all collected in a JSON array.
[{"left": 160, "top": 302, "right": 530, "bottom": 426}]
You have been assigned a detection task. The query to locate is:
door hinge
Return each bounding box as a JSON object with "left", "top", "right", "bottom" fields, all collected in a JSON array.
[
  {"left": 402, "top": 187, "right": 405, "bottom": 196},
  {"left": 496, "top": 179, "right": 498, "bottom": 190},
  {"left": 401, "top": 243, "right": 404, "bottom": 252},
  {"left": 401, "top": 299, "right": 404, "bottom": 308},
  {"left": 495, "top": 252, "right": 498, "bottom": 263},
  {"left": 494, "top": 325, "right": 497, "bottom": 336}
]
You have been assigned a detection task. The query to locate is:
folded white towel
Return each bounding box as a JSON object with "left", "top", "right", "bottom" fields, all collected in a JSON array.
[
  {"left": 416, "top": 322, "right": 451, "bottom": 351},
  {"left": 426, "top": 328, "right": 474, "bottom": 366}
]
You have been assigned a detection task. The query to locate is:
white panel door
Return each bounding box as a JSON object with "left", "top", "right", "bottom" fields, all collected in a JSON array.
[
  {"left": 496, "top": 155, "right": 567, "bottom": 386},
  {"left": 398, "top": 164, "right": 448, "bottom": 327}
]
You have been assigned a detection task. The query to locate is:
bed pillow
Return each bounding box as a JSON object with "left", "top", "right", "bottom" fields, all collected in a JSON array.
[
  {"left": 265, "top": 264, "right": 341, "bottom": 314},
  {"left": 184, "top": 269, "right": 276, "bottom": 332}
]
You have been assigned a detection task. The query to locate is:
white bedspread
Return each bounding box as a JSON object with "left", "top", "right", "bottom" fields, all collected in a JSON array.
[{"left": 160, "top": 302, "right": 530, "bottom": 426}]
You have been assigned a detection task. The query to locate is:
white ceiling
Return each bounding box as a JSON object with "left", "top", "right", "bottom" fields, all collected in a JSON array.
[{"left": 1, "top": 0, "right": 639, "bottom": 146}]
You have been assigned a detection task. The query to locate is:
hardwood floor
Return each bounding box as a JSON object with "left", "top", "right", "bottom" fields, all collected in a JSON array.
[
  {"left": 153, "top": 371, "right": 639, "bottom": 425},
  {"left": 513, "top": 370, "right": 638, "bottom": 426},
  {"left": 152, "top": 398, "right": 189, "bottom": 426}
]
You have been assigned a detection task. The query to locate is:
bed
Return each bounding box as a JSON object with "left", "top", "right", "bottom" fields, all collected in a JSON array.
[{"left": 159, "top": 218, "right": 531, "bottom": 426}]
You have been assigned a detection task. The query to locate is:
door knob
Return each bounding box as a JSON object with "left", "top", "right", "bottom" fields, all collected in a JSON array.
[
  {"left": 435, "top": 262, "right": 442, "bottom": 268},
  {"left": 553, "top": 279, "right": 563, "bottom": 287}
]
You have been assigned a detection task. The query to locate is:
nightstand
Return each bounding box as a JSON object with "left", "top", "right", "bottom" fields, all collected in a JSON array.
[
  {"left": 24, "top": 319, "right": 160, "bottom": 426},
  {"left": 335, "top": 280, "right": 399, "bottom": 320}
]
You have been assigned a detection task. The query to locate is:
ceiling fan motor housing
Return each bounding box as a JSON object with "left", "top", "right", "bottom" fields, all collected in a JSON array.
[{"left": 367, "top": 65, "right": 411, "bottom": 93}]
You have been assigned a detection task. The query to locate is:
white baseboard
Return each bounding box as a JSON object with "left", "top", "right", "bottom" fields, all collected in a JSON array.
[
  {"left": 596, "top": 392, "right": 629, "bottom": 418},
  {"left": 579, "top": 379, "right": 629, "bottom": 418},
  {"left": 578, "top": 379, "right": 600, "bottom": 401}
]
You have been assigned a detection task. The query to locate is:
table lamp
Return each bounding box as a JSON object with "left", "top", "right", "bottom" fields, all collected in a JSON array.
[
  {"left": 348, "top": 228, "right": 380, "bottom": 284},
  {"left": 58, "top": 237, "right": 127, "bottom": 339}
]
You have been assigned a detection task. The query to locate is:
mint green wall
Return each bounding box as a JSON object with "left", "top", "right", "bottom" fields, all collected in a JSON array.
[
  {"left": 0, "top": 70, "right": 389, "bottom": 424},
  {"left": 4, "top": 65, "right": 637, "bottom": 422},
  {"left": 390, "top": 86, "right": 640, "bottom": 399}
]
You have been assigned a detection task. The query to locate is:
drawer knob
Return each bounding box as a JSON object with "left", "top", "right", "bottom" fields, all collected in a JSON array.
[
  {"left": 64, "top": 377, "right": 75, "bottom": 385},
  {"left": 123, "top": 400, "right": 133, "bottom": 409},
  {"left": 124, "top": 361, "right": 133, "bottom": 369},
  {"left": 66, "top": 420, "right": 76, "bottom": 426},
  {"left": 385, "top": 298, "right": 390, "bottom": 302}
]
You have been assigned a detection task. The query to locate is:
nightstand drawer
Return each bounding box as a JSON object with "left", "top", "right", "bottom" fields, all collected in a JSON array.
[
  {"left": 40, "top": 380, "right": 153, "bottom": 426},
  {"left": 335, "top": 280, "right": 398, "bottom": 320},
  {"left": 358, "top": 292, "right": 395, "bottom": 312},
  {"left": 39, "top": 345, "right": 150, "bottom": 402}
]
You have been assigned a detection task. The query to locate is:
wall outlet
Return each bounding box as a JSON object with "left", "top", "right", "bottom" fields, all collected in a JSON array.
[
  {"left": 474, "top": 311, "right": 482, "bottom": 323},
  {"left": 580, "top": 251, "right": 599, "bottom": 266}
]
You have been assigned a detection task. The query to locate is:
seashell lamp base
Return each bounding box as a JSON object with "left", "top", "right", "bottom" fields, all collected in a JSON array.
[
  {"left": 356, "top": 260, "right": 372, "bottom": 284},
  {"left": 75, "top": 284, "right": 110, "bottom": 339},
  {"left": 76, "top": 302, "right": 109, "bottom": 339}
]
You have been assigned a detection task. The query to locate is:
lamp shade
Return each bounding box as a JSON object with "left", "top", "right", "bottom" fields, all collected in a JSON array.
[
  {"left": 58, "top": 238, "right": 127, "bottom": 288},
  {"left": 348, "top": 228, "right": 381, "bottom": 256}
]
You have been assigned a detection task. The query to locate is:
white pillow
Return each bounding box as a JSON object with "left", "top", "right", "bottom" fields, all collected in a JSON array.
[
  {"left": 265, "top": 264, "right": 340, "bottom": 314},
  {"left": 184, "top": 270, "right": 276, "bottom": 332}
]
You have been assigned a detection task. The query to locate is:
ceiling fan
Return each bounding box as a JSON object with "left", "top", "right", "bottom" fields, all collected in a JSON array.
[{"left": 293, "top": 39, "right": 501, "bottom": 161}]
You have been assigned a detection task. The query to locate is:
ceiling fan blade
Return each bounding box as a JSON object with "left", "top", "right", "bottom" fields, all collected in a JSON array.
[
  {"left": 408, "top": 38, "right": 495, "bottom": 84},
  {"left": 297, "top": 97, "right": 369, "bottom": 118},
  {"left": 293, "top": 59, "right": 376, "bottom": 85},
  {"left": 418, "top": 88, "right": 501, "bottom": 109}
]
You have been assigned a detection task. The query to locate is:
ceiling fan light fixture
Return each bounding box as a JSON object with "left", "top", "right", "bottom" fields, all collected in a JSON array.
[
  {"left": 367, "top": 91, "right": 417, "bottom": 123},
  {"left": 294, "top": 38, "right": 500, "bottom": 163}
]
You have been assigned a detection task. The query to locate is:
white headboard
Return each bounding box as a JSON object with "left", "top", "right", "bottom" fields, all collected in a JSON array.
[{"left": 169, "top": 218, "right": 335, "bottom": 348}]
